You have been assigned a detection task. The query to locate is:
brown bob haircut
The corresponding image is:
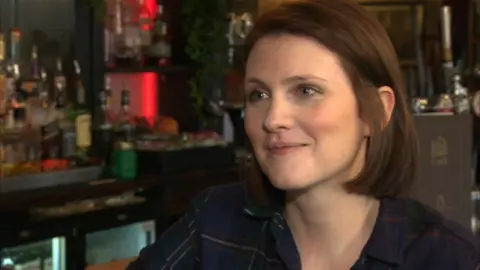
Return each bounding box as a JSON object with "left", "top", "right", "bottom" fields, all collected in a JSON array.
[{"left": 243, "top": 0, "right": 418, "bottom": 203}]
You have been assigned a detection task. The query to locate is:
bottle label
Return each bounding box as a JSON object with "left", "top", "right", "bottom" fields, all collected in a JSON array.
[{"left": 76, "top": 114, "right": 92, "bottom": 148}]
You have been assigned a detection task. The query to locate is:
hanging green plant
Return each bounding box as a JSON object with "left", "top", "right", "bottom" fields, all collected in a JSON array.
[{"left": 182, "top": 0, "right": 229, "bottom": 127}]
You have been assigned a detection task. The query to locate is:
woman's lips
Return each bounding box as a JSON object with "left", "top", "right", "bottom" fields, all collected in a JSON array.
[{"left": 267, "top": 145, "right": 306, "bottom": 155}]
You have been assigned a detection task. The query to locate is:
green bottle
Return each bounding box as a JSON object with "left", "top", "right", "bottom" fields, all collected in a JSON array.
[{"left": 112, "top": 141, "right": 137, "bottom": 181}]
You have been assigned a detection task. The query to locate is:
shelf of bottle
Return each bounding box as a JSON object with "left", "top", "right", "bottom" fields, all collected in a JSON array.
[{"left": 104, "top": 65, "right": 189, "bottom": 74}]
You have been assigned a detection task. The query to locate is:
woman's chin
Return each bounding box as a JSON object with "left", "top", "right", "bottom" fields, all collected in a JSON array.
[{"left": 268, "top": 175, "right": 315, "bottom": 191}]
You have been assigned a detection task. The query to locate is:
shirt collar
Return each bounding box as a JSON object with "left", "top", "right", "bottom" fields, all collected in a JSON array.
[
  {"left": 244, "top": 185, "right": 407, "bottom": 265},
  {"left": 362, "top": 197, "right": 407, "bottom": 265}
]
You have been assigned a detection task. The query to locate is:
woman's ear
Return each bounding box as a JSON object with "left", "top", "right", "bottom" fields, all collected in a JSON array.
[
  {"left": 362, "top": 86, "right": 395, "bottom": 137},
  {"left": 378, "top": 86, "right": 395, "bottom": 127}
]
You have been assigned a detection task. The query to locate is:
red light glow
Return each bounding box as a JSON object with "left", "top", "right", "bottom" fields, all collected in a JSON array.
[
  {"left": 145, "top": 0, "right": 157, "bottom": 16},
  {"left": 141, "top": 0, "right": 158, "bottom": 121},
  {"left": 142, "top": 72, "right": 157, "bottom": 119}
]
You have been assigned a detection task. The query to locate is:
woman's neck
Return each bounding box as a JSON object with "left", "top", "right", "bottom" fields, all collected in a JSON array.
[{"left": 284, "top": 184, "right": 379, "bottom": 266}]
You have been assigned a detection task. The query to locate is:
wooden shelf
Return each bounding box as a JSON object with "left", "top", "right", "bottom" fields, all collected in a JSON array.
[{"left": 105, "top": 65, "right": 189, "bottom": 74}]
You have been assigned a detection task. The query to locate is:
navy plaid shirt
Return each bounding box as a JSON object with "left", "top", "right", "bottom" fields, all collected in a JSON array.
[{"left": 128, "top": 182, "right": 480, "bottom": 269}]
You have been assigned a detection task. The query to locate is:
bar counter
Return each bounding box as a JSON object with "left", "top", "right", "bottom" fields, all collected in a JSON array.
[{"left": 0, "top": 167, "right": 239, "bottom": 269}]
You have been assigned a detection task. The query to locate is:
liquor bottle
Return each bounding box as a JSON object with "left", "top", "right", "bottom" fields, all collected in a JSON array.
[
  {"left": 0, "top": 92, "right": 41, "bottom": 177},
  {"left": 112, "top": 83, "right": 137, "bottom": 180},
  {"left": 96, "top": 89, "right": 113, "bottom": 143},
  {"left": 8, "top": 28, "right": 20, "bottom": 77},
  {"left": 39, "top": 73, "right": 62, "bottom": 171},
  {"left": 137, "top": 0, "right": 152, "bottom": 58},
  {"left": 73, "top": 60, "right": 92, "bottom": 162},
  {"left": 113, "top": 0, "right": 142, "bottom": 67},
  {"left": 104, "top": 75, "right": 113, "bottom": 109},
  {"left": 112, "top": 0, "right": 127, "bottom": 65},
  {"left": 147, "top": 1, "right": 171, "bottom": 66},
  {"left": 53, "top": 57, "right": 66, "bottom": 91},
  {"left": 29, "top": 69, "right": 53, "bottom": 128},
  {"left": 30, "top": 45, "right": 40, "bottom": 80},
  {"left": 25, "top": 46, "right": 44, "bottom": 126},
  {"left": 55, "top": 81, "right": 76, "bottom": 166},
  {"left": 21, "top": 45, "right": 41, "bottom": 93},
  {"left": 115, "top": 82, "right": 136, "bottom": 142},
  {"left": 94, "top": 83, "right": 114, "bottom": 176}
]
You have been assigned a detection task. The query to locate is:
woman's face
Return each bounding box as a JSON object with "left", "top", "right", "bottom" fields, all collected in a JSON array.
[{"left": 244, "top": 34, "right": 370, "bottom": 191}]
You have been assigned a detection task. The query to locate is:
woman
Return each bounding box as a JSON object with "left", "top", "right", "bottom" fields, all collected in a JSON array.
[{"left": 128, "top": 0, "right": 479, "bottom": 269}]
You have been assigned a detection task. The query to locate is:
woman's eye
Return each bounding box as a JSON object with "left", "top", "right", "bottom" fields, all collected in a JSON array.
[
  {"left": 247, "top": 90, "right": 268, "bottom": 102},
  {"left": 298, "top": 85, "right": 319, "bottom": 96}
]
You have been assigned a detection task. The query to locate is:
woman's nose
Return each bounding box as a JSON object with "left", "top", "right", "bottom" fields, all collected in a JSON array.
[{"left": 262, "top": 98, "right": 294, "bottom": 132}]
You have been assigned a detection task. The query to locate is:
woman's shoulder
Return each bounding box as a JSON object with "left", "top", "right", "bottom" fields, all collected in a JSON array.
[
  {"left": 189, "top": 181, "right": 268, "bottom": 248},
  {"left": 127, "top": 182, "right": 252, "bottom": 270},
  {"left": 400, "top": 198, "right": 480, "bottom": 268},
  {"left": 189, "top": 181, "right": 252, "bottom": 226},
  {"left": 190, "top": 181, "right": 248, "bottom": 213}
]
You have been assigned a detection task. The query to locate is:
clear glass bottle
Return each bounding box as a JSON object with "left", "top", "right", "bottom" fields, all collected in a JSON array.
[
  {"left": 53, "top": 57, "right": 66, "bottom": 91},
  {"left": 25, "top": 46, "right": 43, "bottom": 126},
  {"left": 147, "top": 1, "right": 171, "bottom": 66},
  {"left": 115, "top": 82, "right": 136, "bottom": 143},
  {"left": 29, "top": 69, "right": 52, "bottom": 128},
  {"left": 137, "top": 0, "right": 152, "bottom": 58},
  {"left": 113, "top": 0, "right": 142, "bottom": 67},
  {"left": 55, "top": 81, "right": 76, "bottom": 167}
]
